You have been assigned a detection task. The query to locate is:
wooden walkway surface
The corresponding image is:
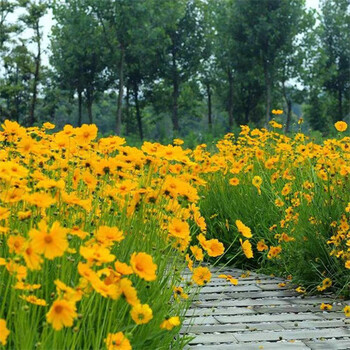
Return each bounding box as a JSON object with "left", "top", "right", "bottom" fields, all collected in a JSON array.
[{"left": 182, "top": 267, "right": 350, "bottom": 350}]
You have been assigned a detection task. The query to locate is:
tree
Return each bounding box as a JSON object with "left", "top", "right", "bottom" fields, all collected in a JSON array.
[
  {"left": 51, "top": 0, "right": 107, "bottom": 125},
  {"left": 0, "top": 42, "right": 32, "bottom": 122},
  {"left": 0, "top": 1, "right": 17, "bottom": 58},
  {"left": 90, "top": 0, "right": 150, "bottom": 134},
  {"left": 198, "top": 0, "right": 218, "bottom": 132},
  {"left": 233, "top": 0, "right": 307, "bottom": 127},
  {"left": 274, "top": 2, "right": 312, "bottom": 133},
  {"left": 123, "top": 0, "right": 164, "bottom": 140},
  {"left": 157, "top": 0, "right": 206, "bottom": 133},
  {"left": 319, "top": 0, "right": 350, "bottom": 122},
  {"left": 19, "top": 0, "right": 47, "bottom": 125}
]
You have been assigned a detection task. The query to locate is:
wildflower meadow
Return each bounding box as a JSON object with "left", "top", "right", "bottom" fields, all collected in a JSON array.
[{"left": 0, "top": 118, "right": 349, "bottom": 349}]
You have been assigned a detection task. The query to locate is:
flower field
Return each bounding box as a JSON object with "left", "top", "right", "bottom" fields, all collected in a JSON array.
[{"left": 0, "top": 119, "right": 349, "bottom": 349}]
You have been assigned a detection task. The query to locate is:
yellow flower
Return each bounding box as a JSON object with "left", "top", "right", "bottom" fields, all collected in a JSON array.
[
  {"left": 190, "top": 245, "right": 204, "bottom": 261},
  {"left": 235, "top": 220, "right": 252, "bottom": 238},
  {"left": 20, "top": 294, "right": 47, "bottom": 306},
  {"left": 344, "top": 305, "right": 350, "bottom": 317},
  {"left": 229, "top": 177, "right": 240, "bottom": 186},
  {"left": 334, "top": 121, "right": 347, "bottom": 132},
  {"left": 114, "top": 261, "right": 133, "bottom": 275},
  {"left": 80, "top": 244, "right": 115, "bottom": 266},
  {"left": 203, "top": 238, "right": 225, "bottom": 257},
  {"left": 0, "top": 207, "right": 10, "bottom": 220},
  {"left": 257, "top": 240, "right": 268, "bottom": 252},
  {"left": 105, "top": 332, "right": 132, "bottom": 350},
  {"left": 130, "top": 303, "right": 153, "bottom": 325},
  {"left": 75, "top": 124, "right": 98, "bottom": 144},
  {"left": 29, "top": 221, "right": 68, "bottom": 260},
  {"left": 130, "top": 252, "right": 157, "bottom": 281},
  {"left": 218, "top": 274, "right": 238, "bottom": 285},
  {"left": 43, "top": 122, "right": 55, "bottom": 129},
  {"left": 173, "top": 286, "right": 189, "bottom": 300},
  {"left": 168, "top": 218, "right": 190, "bottom": 240},
  {"left": 267, "top": 245, "right": 282, "bottom": 259},
  {"left": 322, "top": 278, "right": 332, "bottom": 289},
  {"left": 46, "top": 299, "right": 77, "bottom": 331},
  {"left": 0, "top": 319, "right": 10, "bottom": 345},
  {"left": 173, "top": 138, "right": 184, "bottom": 145},
  {"left": 7, "top": 235, "right": 26, "bottom": 254},
  {"left": 252, "top": 176, "right": 262, "bottom": 194},
  {"left": 96, "top": 226, "right": 124, "bottom": 246},
  {"left": 192, "top": 266, "right": 211, "bottom": 286},
  {"left": 54, "top": 280, "right": 83, "bottom": 303},
  {"left": 240, "top": 239, "right": 253, "bottom": 259},
  {"left": 22, "top": 242, "right": 43, "bottom": 270},
  {"left": 320, "top": 303, "right": 332, "bottom": 311},
  {"left": 272, "top": 109, "right": 283, "bottom": 115},
  {"left": 120, "top": 278, "right": 139, "bottom": 306},
  {"left": 269, "top": 120, "right": 283, "bottom": 128},
  {"left": 160, "top": 316, "right": 181, "bottom": 330}
]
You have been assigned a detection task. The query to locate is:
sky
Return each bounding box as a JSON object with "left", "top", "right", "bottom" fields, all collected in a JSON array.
[{"left": 9, "top": 0, "right": 320, "bottom": 67}]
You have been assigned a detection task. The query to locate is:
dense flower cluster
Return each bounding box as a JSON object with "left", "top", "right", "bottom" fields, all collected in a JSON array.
[
  {"left": 199, "top": 121, "right": 350, "bottom": 302},
  {"left": 0, "top": 120, "right": 225, "bottom": 349},
  {"left": 0, "top": 119, "right": 349, "bottom": 348}
]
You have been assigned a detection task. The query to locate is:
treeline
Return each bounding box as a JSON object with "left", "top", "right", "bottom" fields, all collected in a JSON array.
[{"left": 0, "top": 0, "right": 349, "bottom": 140}]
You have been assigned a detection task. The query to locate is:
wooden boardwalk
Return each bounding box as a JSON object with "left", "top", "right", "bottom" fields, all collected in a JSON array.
[{"left": 182, "top": 267, "right": 350, "bottom": 350}]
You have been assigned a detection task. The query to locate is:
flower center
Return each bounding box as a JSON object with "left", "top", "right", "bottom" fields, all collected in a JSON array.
[
  {"left": 54, "top": 305, "right": 63, "bottom": 314},
  {"left": 44, "top": 235, "right": 53, "bottom": 244}
]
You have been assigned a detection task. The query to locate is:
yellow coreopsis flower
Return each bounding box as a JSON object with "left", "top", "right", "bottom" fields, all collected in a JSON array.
[
  {"left": 203, "top": 238, "right": 225, "bottom": 257},
  {"left": 29, "top": 221, "right": 68, "bottom": 260},
  {"left": 130, "top": 252, "right": 157, "bottom": 281},
  {"left": 46, "top": 299, "right": 77, "bottom": 331},
  {"left": 105, "top": 332, "right": 132, "bottom": 350},
  {"left": 130, "top": 303, "right": 153, "bottom": 325},
  {"left": 252, "top": 176, "right": 262, "bottom": 195},
  {"left": 0, "top": 319, "right": 10, "bottom": 345},
  {"left": 192, "top": 266, "right": 211, "bottom": 286},
  {"left": 160, "top": 316, "right": 181, "bottom": 330},
  {"left": 240, "top": 239, "right": 253, "bottom": 259},
  {"left": 235, "top": 220, "right": 252, "bottom": 238},
  {"left": 334, "top": 121, "right": 347, "bottom": 132},
  {"left": 320, "top": 303, "right": 332, "bottom": 311}
]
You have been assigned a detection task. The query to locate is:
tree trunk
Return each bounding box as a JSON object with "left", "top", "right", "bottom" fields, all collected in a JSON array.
[
  {"left": 171, "top": 48, "right": 180, "bottom": 132},
  {"left": 133, "top": 82, "right": 143, "bottom": 141},
  {"left": 264, "top": 63, "right": 271, "bottom": 128},
  {"left": 285, "top": 99, "right": 292, "bottom": 134},
  {"left": 228, "top": 69, "right": 234, "bottom": 129},
  {"left": 15, "top": 66, "right": 19, "bottom": 122},
  {"left": 78, "top": 90, "right": 83, "bottom": 127},
  {"left": 125, "top": 84, "right": 131, "bottom": 135},
  {"left": 86, "top": 88, "right": 93, "bottom": 124},
  {"left": 87, "top": 99, "right": 93, "bottom": 124},
  {"left": 282, "top": 79, "right": 292, "bottom": 134},
  {"left": 29, "top": 22, "right": 41, "bottom": 126},
  {"left": 206, "top": 83, "right": 212, "bottom": 132},
  {"left": 338, "top": 88, "right": 343, "bottom": 121},
  {"left": 116, "top": 47, "right": 125, "bottom": 135}
]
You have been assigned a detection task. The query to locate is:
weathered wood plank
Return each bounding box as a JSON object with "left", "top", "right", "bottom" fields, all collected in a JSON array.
[{"left": 185, "top": 267, "right": 349, "bottom": 349}]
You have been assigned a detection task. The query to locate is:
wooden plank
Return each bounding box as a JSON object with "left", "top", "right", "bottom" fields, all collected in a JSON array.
[{"left": 185, "top": 266, "right": 350, "bottom": 349}]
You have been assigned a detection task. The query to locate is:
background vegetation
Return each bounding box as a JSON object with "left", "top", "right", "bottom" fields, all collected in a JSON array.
[{"left": 0, "top": 0, "right": 349, "bottom": 143}]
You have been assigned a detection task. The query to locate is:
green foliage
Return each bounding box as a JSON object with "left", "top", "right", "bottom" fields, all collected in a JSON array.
[
  {"left": 0, "top": 0, "right": 349, "bottom": 139},
  {"left": 199, "top": 140, "right": 350, "bottom": 296}
]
